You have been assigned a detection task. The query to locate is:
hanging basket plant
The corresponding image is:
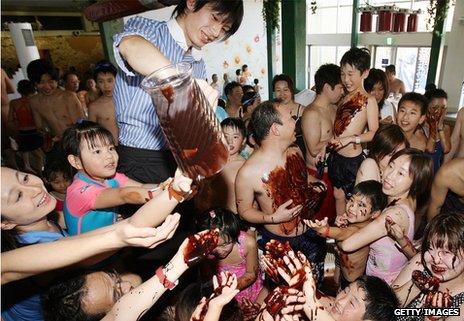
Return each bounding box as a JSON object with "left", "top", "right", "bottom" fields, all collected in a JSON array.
[
  {"left": 426, "top": 0, "right": 455, "bottom": 31},
  {"left": 262, "top": 0, "right": 281, "bottom": 31}
]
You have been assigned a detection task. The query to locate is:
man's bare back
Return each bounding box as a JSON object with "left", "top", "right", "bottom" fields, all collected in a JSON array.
[
  {"left": 332, "top": 90, "right": 378, "bottom": 157},
  {"left": 30, "top": 88, "right": 83, "bottom": 137},
  {"left": 88, "top": 96, "right": 118, "bottom": 144},
  {"left": 302, "top": 102, "right": 336, "bottom": 170}
]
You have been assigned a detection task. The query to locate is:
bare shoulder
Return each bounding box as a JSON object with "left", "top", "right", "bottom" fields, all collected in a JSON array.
[{"left": 359, "top": 157, "right": 378, "bottom": 170}]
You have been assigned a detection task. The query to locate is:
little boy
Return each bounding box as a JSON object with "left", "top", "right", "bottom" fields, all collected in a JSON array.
[
  {"left": 305, "top": 180, "right": 387, "bottom": 289},
  {"left": 88, "top": 61, "right": 119, "bottom": 144},
  {"left": 327, "top": 48, "right": 379, "bottom": 217},
  {"left": 396, "top": 92, "right": 428, "bottom": 151},
  {"left": 196, "top": 117, "right": 246, "bottom": 213}
]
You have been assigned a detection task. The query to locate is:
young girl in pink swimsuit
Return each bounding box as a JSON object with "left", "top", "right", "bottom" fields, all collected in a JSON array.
[
  {"left": 339, "top": 148, "right": 433, "bottom": 284},
  {"left": 198, "top": 208, "right": 264, "bottom": 304}
]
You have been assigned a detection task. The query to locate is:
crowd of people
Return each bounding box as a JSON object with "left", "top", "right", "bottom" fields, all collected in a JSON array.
[{"left": 1, "top": 0, "right": 464, "bottom": 321}]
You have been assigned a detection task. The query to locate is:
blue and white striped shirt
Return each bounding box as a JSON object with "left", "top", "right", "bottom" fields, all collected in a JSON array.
[{"left": 113, "top": 17, "right": 207, "bottom": 150}]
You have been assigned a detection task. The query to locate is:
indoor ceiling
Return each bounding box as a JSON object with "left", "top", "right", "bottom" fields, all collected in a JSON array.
[{"left": 1, "top": 0, "right": 91, "bottom": 13}]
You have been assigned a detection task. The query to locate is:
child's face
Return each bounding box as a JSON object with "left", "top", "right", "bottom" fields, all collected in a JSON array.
[
  {"left": 49, "top": 173, "right": 72, "bottom": 194},
  {"left": 76, "top": 138, "right": 118, "bottom": 180},
  {"left": 213, "top": 235, "right": 235, "bottom": 259},
  {"left": 340, "top": 64, "right": 368, "bottom": 93},
  {"left": 397, "top": 101, "right": 425, "bottom": 133},
  {"left": 96, "top": 72, "right": 115, "bottom": 97},
  {"left": 36, "top": 74, "right": 58, "bottom": 96},
  {"left": 223, "top": 126, "right": 245, "bottom": 156},
  {"left": 345, "top": 193, "right": 373, "bottom": 223},
  {"left": 182, "top": 4, "right": 233, "bottom": 48},
  {"left": 424, "top": 237, "right": 464, "bottom": 282}
]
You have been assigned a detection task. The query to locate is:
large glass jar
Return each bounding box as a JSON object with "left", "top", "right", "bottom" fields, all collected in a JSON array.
[{"left": 141, "top": 62, "right": 228, "bottom": 182}]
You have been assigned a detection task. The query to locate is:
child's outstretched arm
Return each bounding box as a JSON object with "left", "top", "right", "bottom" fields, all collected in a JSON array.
[
  {"left": 1, "top": 216, "right": 179, "bottom": 285},
  {"left": 236, "top": 233, "right": 259, "bottom": 290},
  {"left": 304, "top": 217, "right": 359, "bottom": 241},
  {"left": 127, "top": 171, "right": 194, "bottom": 228}
]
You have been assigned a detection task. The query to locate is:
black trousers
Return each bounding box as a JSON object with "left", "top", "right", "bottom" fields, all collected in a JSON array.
[{"left": 117, "top": 145, "right": 176, "bottom": 184}]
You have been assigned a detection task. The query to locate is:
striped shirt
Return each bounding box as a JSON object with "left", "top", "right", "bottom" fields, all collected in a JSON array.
[{"left": 113, "top": 17, "right": 207, "bottom": 150}]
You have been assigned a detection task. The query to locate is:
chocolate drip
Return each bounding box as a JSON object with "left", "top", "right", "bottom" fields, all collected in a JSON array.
[
  {"left": 334, "top": 92, "right": 368, "bottom": 136},
  {"left": 183, "top": 230, "right": 219, "bottom": 266}
]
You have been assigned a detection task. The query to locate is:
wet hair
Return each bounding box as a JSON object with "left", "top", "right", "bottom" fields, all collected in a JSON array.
[
  {"left": 224, "top": 81, "right": 241, "bottom": 98},
  {"left": 369, "top": 124, "right": 409, "bottom": 165},
  {"left": 421, "top": 212, "right": 464, "bottom": 268},
  {"left": 173, "top": 0, "right": 243, "bottom": 40},
  {"left": 364, "top": 68, "right": 389, "bottom": 108},
  {"left": 221, "top": 117, "right": 247, "bottom": 138},
  {"left": 250, "top": 99, "right": 283, "bottom": 146},
  {"left": 17, "top": 79, "right": 36, "bottom": 96},
  {"left": 340, "top": 47, "right": 371, "bottom": 73},
  {"left": 43, "top": 159, "right": 74, "bottom": 185},
  {"left": 272, "top": 74, "right": 295, "bottom": 98},
  {"left": 93, "top": 60, "right": 117, "bottom": 79},
  {"left": 385, "top": 64, "right": 396, "bottom": 75},
  {"left": 356, "top": 275, "right": 400, "bottom": 321},
  {"left": 398, "top": 92, "right": 428, "bottom": 115},
  {"left": 352, "top": 180, "right": 388, "bottom": 213},
  {"left": 389, "top": 148, "right": 433, "bottom": 212},
  {"left": 27, "top": 59, "right": 59, "bottom": 84},
  {"left": 175, "top": 281, "right": 242, "bottom": 321},
  {"left": 43, "top": 272, "right": 102, "bottom": 321},
  {"left": 314, "top": 63, "right": 342, "bottom": 95},
  {"left": 424, "top": 88, "right": 448, "bottom": 102},
  {"left": 197, "top": 207, "right": 241, "bottom": 244},
  {"left": 62, "top": 120, "right": 116, "bottom": 157}
]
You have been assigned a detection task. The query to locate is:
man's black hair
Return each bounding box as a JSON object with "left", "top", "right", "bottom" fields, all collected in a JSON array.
[
  {"left": 398, "top": 92, "right": 428, "bottom": 115},
  {"left": 224, "top": 81, "right": 241, "bottom": 97},
  {"left": 314, "top": 63, "right": 342, "bottom": 95},
  {"left": 357, "top": 275, "right": 400, "bottom": 321},
  {"left": 340, "top": 47, "right": 371, "bottom": 73},
  {"left": 221, "top": 117, "right": 247, "bottom": 139},
  {"left": 172, "top": 0, "right": 244, "bottom": 40},
  {"left": 27, "top": 59, "right": 59, "bottom": 84},
  {"left": 424, "top": 88, "right": 448, "bottom": 101},
  {"left": 385, "top": 64, "right": 396, "bottom": 75},
  {"left": 93, "top": 60, "right": 117, "bottom": 79},
  {"left": 43, "top": 273, "right": 102, "bottom": 321},
  {"left": 250, "top": 99, "right": 283, "bottom": 146},
  {"left": 352, "top": 180, "right": 388, "bottom": 213},
  {"left": 17, "top": 79, "right": 35, "bottom": 96}
]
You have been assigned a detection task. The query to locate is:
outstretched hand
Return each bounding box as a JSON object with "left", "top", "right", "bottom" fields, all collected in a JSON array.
[
  {"left": 115, "top": 213, "right": 180, "bottom": 248},
  {"left": 277, "top": 251, "right": 310, "bottom": 288},
  {"left": 303, "top": 217, "right": 329, "bottom": 236},
  {"left": 210, "top": 272, "right": 239, "bottom": 307}
]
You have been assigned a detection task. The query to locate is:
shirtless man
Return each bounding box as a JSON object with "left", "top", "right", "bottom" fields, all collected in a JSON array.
[
  {"left": 385, "top": 64, "right": 405, "bottom": 96},
  {"left": 427, "top": 158, "right": 464, "bottom": 221},
  {"left": 328, "top": 48, "right": 379, "bottom": 216},
  {"left": 445, "top": 108, "right": 464, "bottom": 162},
  {"left": 302, "top": 64, "right": 344, "bottom": 222},
  {"left": 236, "top": 100, "right": 327, "bottom": 286},
  {"left": 88, "top": 61, "right": 118, "bottom": 144},
  {"left": 27, "top": 59, "right": 84, "bottom": 139},
  {"left": 396, "top": 92, "right": 428, "bottom": 151}
]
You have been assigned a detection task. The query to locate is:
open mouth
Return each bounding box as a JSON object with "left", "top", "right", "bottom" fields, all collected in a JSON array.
[
  {"left": 431, "top": 265, "right": 446, "bottom": 274},
  {"left": 37, "top": 193, "right": 50, "bottom": 207},
  {"left": 105, "top": 163, "right": 116, "bottom": 169},
  {"left": 383, "top": 180, "right": 393, "bottom": 190}
]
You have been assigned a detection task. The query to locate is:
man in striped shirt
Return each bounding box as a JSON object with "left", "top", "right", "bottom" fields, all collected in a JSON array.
[{"left": 113, "top": 0, "right": 244, "bottom": 184}]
